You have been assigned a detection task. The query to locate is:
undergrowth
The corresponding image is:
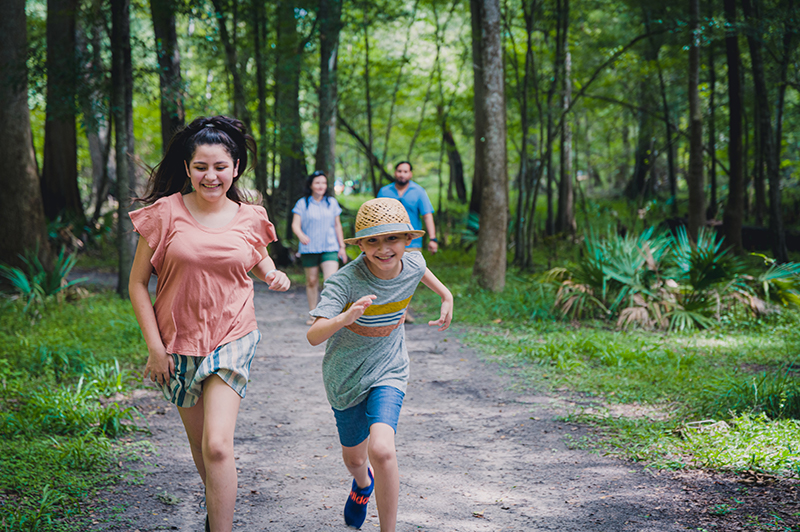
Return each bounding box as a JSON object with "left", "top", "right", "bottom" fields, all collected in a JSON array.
[
  {"left": 0, "top": 292, "right": 148, "bottom": 531},
  {"left": 413, "top": 248, "right": 800, "bottom": 478}
]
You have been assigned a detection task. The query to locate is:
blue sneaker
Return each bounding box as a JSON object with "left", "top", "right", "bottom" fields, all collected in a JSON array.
[{"left": 344, "top": 468, "right": 374, "bottom": 529}]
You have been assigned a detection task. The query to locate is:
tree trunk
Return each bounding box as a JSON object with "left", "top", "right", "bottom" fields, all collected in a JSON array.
[
  {"left": 443, "top": 125, "right": 466, "bottom": 203},
  {"left": 150, "top": 0, "right": 184, "bottom": 153},
  {"left": 686, "top": 0, "right": 705, "bottom": 240},
  {"left": 753, "top": 102, "right": 766, "bottom": 225},
  {"left": 275, "top": 0, "right": 307, "bottom": 238},
  {"left": 741, "top": 0, "right": 787, "bottom": 261},
  {"left": 41, "top": 0, "right": 83, "bottom": 225},
  {"left": 0, "top": 0, "right": 51, "bottom": 270},
  {"left": 315, "top": 0, "right": 342, "bottom": 181},
  {"left": 722, "top": 0, "right": 744, "bottom": 252},
  {"left": 253, "top": 0, "right": 268, "bottom": 198},
  {"left": 625, "top": 45, "right": 659, "bottom": 199},
  {"left": 469, "top": 0, "right": 486, "bottom": 215},
  {"left": 362, "top": 5, "right": 377, "bottom": 196},
  {"left": 707, "top": 35, "right": 717, "bottom": 220},
  {"left": 111, "top": 0, "right": 137, "bottom": 297},
  {"left": 472, "top": 0, "right": 507, "bottom": 292},
  {"left": 555, "top": 4, "right": 574, "bottom": 236},
  {"left": 211, "top": 0, "right": 252, "bottom": 130}
]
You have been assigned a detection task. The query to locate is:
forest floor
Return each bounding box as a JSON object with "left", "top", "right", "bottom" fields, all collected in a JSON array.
[{"left": 87, "top": 281, "right": 799, "bottom": 531}]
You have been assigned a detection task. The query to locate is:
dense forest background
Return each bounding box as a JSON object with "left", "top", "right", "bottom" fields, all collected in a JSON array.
[{"left": 3, "top": 0, "right": 800, "bottom": 291}]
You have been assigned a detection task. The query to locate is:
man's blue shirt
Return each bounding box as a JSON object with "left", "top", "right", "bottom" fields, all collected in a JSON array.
[{"left": 377, "top": 181, "right": 434, "bottom": 248}]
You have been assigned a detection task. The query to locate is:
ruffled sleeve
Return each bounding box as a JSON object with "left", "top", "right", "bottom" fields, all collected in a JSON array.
[
  {"left": 129, "top": 196, "right": 172, "bottom": 272},
  {"left": 249, "top": 205, "right": 278, "bottom": 248}
]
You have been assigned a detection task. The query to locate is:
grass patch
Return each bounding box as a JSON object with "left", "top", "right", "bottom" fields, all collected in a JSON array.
[
  {"left": 410, "top": 249, "right": 800, "bottom": 478},
  {"left": 0, "top": 291, "right": 148, "bottom": 530}
]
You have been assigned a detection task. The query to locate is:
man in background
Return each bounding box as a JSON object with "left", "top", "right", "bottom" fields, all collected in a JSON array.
[{"left": 377, "top": 161, "right": 438, "bottom": 254}]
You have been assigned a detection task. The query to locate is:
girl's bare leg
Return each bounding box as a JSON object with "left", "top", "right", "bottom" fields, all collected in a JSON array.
[{"left": 179, "top": 375, "right": 242, "bottom": 532}]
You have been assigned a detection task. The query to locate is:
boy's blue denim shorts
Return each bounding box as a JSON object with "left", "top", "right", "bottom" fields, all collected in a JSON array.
[
  {"left": 332, "top": 386, "right": 405, "bottom": 447},
  {"left": 160, "top": 329, "right": 261, "bottom": 408}
]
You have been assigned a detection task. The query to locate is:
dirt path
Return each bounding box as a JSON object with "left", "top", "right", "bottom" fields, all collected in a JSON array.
[{"left": 94, "top": 285, "right": 703, "bottom": 531}]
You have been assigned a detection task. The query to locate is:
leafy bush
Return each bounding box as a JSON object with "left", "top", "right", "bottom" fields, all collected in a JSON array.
[
  {"left": 547, "top": 227, "right": 800, "bottom": 331},
  {"left": 0, "top": 246, "right": 87, "bottom": 315}
]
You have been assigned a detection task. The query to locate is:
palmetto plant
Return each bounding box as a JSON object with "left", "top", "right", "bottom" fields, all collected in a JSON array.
[
  {"left": 0, "top": 246, "right": 86, "bottom": 314},
  {"left": 547, "top": 226, "right": 780, "bottom": 331}
]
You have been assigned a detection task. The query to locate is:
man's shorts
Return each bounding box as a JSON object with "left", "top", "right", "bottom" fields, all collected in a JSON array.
[
  {"left": 332, "top": 386, "right": 405, "bottom": 447},
  {"left": 160, "top": 329, "right": 261, "bottom": 408},
  {"left": 301, "top": 251, "right": 339, "bottom": 268}
]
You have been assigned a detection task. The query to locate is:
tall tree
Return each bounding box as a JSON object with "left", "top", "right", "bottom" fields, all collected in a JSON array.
[
  {"left": 469, "top": 0, "right": 486, "bottom": 215},
  {"left": 275, "top": 0, "right": 308, "bottom": 236},
  {"left": 0, "top": 0, "right": 51, "bottom": 269},
  {"left": 472, "top": 0, "right": 507, "bottom": 292},
  {"left": 41, "top": 0, "right": 83, "bottom": 224},
  {"left": 741, "top": 0, "right": 787, "bottom": 261},
  {"left": 150, "top": 0, "right": 185, "bottom": 153},
  {"left": 111, "top": 0, "right": 137, "bottom": 297},
  {"left": 555, "top": 0, "right": 574, "bottom": 235},
  {"left": 315, "top": 0, "right": 342, "bottom": 180},
  {"left": 706, "top": 29, "right": 717, "bottom": 220},
  {"left": 252, "top": 0, "right": 269, "bottom": 198},
  {"left": 722, "top": 0, "right": 744, "bottom": 252},
  {"left": 211, "top": 0, "right": 252, "bottom": 130},
  {"left": 686, "top": 0, "right": 705, "bottom": 240}
]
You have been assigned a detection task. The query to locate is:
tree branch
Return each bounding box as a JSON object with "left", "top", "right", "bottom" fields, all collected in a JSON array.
[{"left": 336, "top": 111, "right": 394, "bottom": 186}]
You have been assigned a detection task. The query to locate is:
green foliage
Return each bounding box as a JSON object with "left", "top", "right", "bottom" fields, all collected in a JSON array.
[
  {"left": 0, "top": 291, "right": 146, "bottom": 530},
  {"left": 547, "top": 227, "right": 800, "bottom": 332},
  {"left": 697, "top": 364, "right": 800, "bottom": 420},
  {"left": 0, "top": 247, "right": 87, "bottom": 316}
]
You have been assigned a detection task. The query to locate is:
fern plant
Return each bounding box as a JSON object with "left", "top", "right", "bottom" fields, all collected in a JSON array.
[{"left": 0, "top": 246, "right": 86, "bottom": 314}]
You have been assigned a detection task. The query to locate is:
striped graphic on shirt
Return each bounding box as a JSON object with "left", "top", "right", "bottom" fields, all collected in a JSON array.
[{"left": 344, "top": 295, "right": 412, "bottom": 337}]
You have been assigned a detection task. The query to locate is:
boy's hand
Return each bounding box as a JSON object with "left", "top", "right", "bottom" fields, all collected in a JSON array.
[
  {"left": 342, "top": 294, "right": 377, "bottom": 326},
  {"left": 428, "top": 298, "right": 453, "bottom": 331}
]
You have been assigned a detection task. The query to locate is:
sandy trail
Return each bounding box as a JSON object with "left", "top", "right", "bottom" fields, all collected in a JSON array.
[{"left": 97, "top": 285, "right": 697, "bottom": 531}]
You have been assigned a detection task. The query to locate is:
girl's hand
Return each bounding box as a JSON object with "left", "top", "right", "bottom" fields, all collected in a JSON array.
[
  {"left": 298, "top": 233, "right": 311, "bottom": 245},
  {"left": 143, "top": 345, "right": 174, "bottom": 386},
  {"left": 338, "top": 248, "right": 349, "bottom": 264},
  {"left": 342, "top": 294, "right": 376, "bottom": 326},
  {"left": 266, "top": 270, "right": 290, "bottom": 291},
  {"left": 428, "top": 298, "right": 453, "bottom": 331}
]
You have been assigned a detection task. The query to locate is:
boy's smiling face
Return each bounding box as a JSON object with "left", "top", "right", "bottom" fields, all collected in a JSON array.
[{"left": 357, "top": 233, "right": 413, "bottom": 280}]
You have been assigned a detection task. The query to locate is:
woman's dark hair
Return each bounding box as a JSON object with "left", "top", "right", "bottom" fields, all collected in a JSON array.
[
  {"left": 137, "top": 115, "right": 257, "bottom": 205},
  {"left": 303, "top": 170, "right": 333, "bottom": 207}
]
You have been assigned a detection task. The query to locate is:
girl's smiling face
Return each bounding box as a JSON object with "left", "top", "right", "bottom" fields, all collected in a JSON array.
[
  {"left": 185, "top": 143, "right": 239, "bottom": 203},
  {"left": 357, "top": 233, "right": 412, "bottom": 279}
]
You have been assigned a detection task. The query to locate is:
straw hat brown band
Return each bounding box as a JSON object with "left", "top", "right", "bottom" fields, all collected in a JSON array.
[{"left": 343, "top": 198, "right": 426, "bottom": 245}]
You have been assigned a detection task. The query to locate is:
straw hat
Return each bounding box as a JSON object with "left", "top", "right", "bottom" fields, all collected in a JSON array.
[{"left": 343, "top": 198, "right": 426, "bottom": 245}]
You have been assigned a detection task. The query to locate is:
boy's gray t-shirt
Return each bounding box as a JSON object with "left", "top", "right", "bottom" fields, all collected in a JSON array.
[{"left": 310, "top": 251, "right": 426, "bottom": 410}]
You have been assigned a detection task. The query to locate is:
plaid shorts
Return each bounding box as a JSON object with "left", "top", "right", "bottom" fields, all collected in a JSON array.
[{"left": 160, "top": 329, "right": 261, "bottom": 408}]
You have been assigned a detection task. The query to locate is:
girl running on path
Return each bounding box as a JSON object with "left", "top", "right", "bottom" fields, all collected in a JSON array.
[
  {"left": 128, "top": 115, "right": 290, "bottom": 532},
  {"left": 291, "top": 170, "right": 348, "bottom": 323}
]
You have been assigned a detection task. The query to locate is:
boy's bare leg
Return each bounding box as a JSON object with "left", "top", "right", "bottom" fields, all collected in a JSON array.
[
  {"left": 368, "top": 423, "right": 399, "bottom": 532},
  {"left": 341, "top": 438, "right": 371, "bottom": 488}
]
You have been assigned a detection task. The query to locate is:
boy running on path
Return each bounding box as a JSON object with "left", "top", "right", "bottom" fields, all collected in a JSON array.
[{"left": 306, "top": 198, "right": 453, "bottom": 531}]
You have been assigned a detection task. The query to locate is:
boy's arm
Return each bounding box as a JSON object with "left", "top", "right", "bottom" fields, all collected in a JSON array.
[
  {"left": 420, "top": 268, "right": 453, "bottom": 331},
  {"left": 307, "top": 294, "right": 377, "bottom": 346}
]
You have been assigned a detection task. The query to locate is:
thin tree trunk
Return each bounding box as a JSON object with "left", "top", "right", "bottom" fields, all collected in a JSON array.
[
  {"left": 150, "top": 0, "right": 184, "bottom": 153},
  {"left": 315, "top": 0, "right": 342, "bottom": 181},
  {"left": 0, "top": 0, "right": 51, "bottom": 269},
  {"left": 275, "top": 0, "right": 307, "bottom": 238},
  {"left": 556, "top": 2, "right": 574, "bottom": 236},
  {"left": 42, "top": 0, "right": 82, "bottom": 224},
  {"left": 741, "top": 0, "right": 787, "bottom": 261},
  {"left": 722, "top": 0, "right": 744, "bottom": 252},
  {"left": 545, "top": 0, "right": 564, "bottom": 235},
  {"left": 753, "top": 102, "right": 766, "bottom": 224},
  {"left": 211, "top": 0, "right": 252, "bottom": 130},
  {"left": 707, "top": 36, "right": 717, "bottom": 219},
  {"left": 111, "top": 0, "right": 137, "bottom": 298},
  {"left": 469, "top": 0, "right": 486, "bottom": 215},
  {"left": 472, "top": 0, "right": 507, "bottom": 292},
  {"left": 363, "top": 5, "right": 377, "bottom": 195},
  {"left": 687, "top": 0, "right": 705, "bottom": 240},
  {"left": 253, "top": 0, "right": 268, "bottom": 198}
]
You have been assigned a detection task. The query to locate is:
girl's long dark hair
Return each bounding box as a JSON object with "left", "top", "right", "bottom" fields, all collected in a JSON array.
[
  {"left": 137, "top": 116, "right": 257, "bottom": 205},
  {"left": 303, "top": 170, "right": 333, "bottom": 207}
]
